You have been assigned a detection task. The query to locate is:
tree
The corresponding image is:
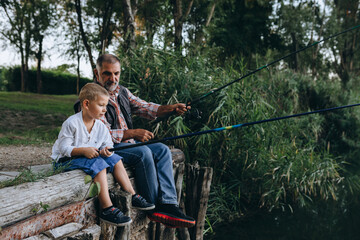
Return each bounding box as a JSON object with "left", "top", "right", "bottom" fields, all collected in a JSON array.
[
  {"left": 74, "top": 0, "right": 96, "bottom": 70},
  {"left": 171, "top": 0, "right": 194, "bottom": 51},
  {"left": 122, "top": 0, "right": 137, "bottom": 51},
  {"left": 0, "top": 0, "right": 32, "bottom": 92},
  {"left": 60, "top": 0, "right": 88, "bottom": 94},
  {"left": 208, "top": 0, "right": 277, "bottom": 68},
  {"left": 329, "top": 0, "right": 360, "bottom": 86},
  {"left": 29, "top": 0, "right": 57, "bottom": 93}
]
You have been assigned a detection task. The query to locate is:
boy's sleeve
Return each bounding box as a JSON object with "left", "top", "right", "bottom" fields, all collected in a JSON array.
[
  {"left": 99, "top": 122, "right": 114, "bottom": 156},
  {"left": 57, "top": 121, "right": 76, "bottom": 157}
]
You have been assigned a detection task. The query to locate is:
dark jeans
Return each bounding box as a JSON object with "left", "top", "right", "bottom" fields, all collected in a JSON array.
[{"left": 113, "top": 142, "right": 177, "bottom": 205}]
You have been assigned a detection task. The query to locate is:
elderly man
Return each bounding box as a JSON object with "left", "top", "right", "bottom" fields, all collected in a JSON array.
[{"left": 91, "top": 53, "right": 195, "bottom": 228}]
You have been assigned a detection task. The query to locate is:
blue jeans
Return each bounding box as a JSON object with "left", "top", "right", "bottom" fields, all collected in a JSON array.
[{"left": 113, "top": 142, "right": 177, "bottom": 205}]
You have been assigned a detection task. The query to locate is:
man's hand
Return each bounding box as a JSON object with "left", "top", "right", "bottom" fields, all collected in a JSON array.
[
  {"left": 72, "top": 147, "right": 99, "bottom": 159},
  {"left": 157, "top": 103, "right": 191, "bottom": 117},
  {"left": 123, "top": 129, "right": 154, "bottom": 142},
  {"left": 100, "top": 147, "right": 112, "bottom": 157}
]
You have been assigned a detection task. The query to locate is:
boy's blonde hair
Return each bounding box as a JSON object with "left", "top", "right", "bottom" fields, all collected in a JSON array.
[{"left": 79, "top": 83, "right": 109, "bottom": 106}]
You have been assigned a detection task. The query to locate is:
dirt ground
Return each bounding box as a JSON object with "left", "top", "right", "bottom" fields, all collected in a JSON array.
[
  {"left": 0, "top": 145, "right": 53, "bottom": 170},
  {"left": 0, "top": 107, "right": 67, "bottom": 171}
]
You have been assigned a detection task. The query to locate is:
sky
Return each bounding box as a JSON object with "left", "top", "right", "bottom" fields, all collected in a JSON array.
[{"left": 0, "top": 41, "right": 94, "bottom": 79}]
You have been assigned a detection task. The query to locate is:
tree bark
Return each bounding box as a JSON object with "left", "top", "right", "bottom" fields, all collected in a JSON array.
[
  {"left": 100, "top": 0, "right": 115, "bottom": 54},
  {"left": 122, "top": 0, "right": 137, "bottom": 51},
  {"left": 172, "top": 0, "right": 194, "bottom": 51},
  {"left": 76, "top": 41, "right": 81, "bottom": 95},
  {"left": 36, "top": 35, "right": 43, "bottom": 94},
  {"left": 75, "top": 0, "right": 96, "bottom": 71}
]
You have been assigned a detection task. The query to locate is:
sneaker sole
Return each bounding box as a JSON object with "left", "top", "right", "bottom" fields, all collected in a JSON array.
[
  {"left": 100, "top": 218, "right": 132, "bottom": 226},
  {"left": 132, "top": 205, "right": 156, "bottom": 211},
  {"left": 148, "top": 212, "right": 195, "bottom": 228}
]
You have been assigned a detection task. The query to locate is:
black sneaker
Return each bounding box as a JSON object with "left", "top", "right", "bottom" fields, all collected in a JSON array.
[
  {"left": 147, "top": 204, "right": 196, "bottom": 228},
  {"left": 132, "top": 194, "right": 155, "bottom": 210},
  {"left": 100, "top": 207, "right": 132, "bottom": 226}
]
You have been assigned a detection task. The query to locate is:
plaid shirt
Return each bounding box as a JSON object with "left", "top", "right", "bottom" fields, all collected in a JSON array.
[{"left": 101, "top": 86, "right": 160, "bottom": 143}]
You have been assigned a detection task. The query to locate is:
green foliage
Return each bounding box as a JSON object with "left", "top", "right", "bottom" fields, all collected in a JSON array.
[
  {"left": 88, "top": 182, "right": 101, "bottom": 198},
  {"left": 84, "top": 175, "right": 92, "bottom": 185},
  {"left": 117, "top": 47, "right": 360, "bottom": 236},
  {"left": 83, "top": 175, "right": 101, "bottom": 199},
  {"left": 208, "top": 0, "right": 280, "bottom": 67},
  {"left": 4, "top": 66, "right": 91, "bottom": 94},
  {"left": 0, "top": 165, "right": 62, "bottom": 189},
  {"left": 31, "top": 201, "right": 50, "bottom": 214}
]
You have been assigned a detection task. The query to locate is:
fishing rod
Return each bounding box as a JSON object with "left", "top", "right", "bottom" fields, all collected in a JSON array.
[
  {"left": 152, "top": 24, "right": 360, "bottom": 124},
  {"left": 110, "top": 103, "right": 360, "bottom": 151}
]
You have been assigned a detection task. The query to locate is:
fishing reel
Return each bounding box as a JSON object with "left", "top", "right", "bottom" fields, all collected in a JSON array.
[{"left": 184, "top": 107, "right": 202, "bottom": 121}]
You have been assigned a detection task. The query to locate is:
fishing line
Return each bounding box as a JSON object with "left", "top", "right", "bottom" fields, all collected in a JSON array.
[
  {"left": 152, "top": 24, "right": 360, "bottom": 124},
  {"left": 110, "top": 103, "right": 360, "bottom": 151}
]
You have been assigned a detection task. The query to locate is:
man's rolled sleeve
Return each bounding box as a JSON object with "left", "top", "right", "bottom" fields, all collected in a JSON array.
[{"left": 127, "top": 89, "right": 160, "bottom": 120}]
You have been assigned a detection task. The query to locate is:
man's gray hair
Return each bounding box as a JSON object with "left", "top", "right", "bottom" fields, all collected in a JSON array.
[{"left": 96, "top": 54, "right": 121, "bottom": 69}]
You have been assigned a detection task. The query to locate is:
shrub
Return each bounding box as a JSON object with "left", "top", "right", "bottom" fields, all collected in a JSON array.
[
  {"left": 117, "top": 47, "right": 360, "bottom": 234},
  {"left": 4, "top": 66, "right": 91, "bottom": 94}
]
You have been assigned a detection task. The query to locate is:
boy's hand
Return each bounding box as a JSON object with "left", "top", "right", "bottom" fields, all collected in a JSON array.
[
  {"left": 100, "top": 147, "right": 112, "bottom": 157},
  {"left": 82, "top": 147, "right": 100, "bottom": 159}
]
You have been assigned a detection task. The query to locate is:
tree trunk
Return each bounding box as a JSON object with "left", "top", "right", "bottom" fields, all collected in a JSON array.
[
  {"left": 172, "top": 0, "right": 183, "bottom": 51},
  {"left": 36, "top": 35, "right": 43, "bottom": 94},
  {"left": 172, "top": 0, "right": 194, "bottom": 51},
  {"left": 290, "top": 32, "right": 299, "bottom": 72},
  {"left": 122, "top": 0, "right": 136, "bottom": 51},
  {"left": 100, "top": 0, "right": 114, "bottom": 54},
  {"left": 196, "top": 2, "right": 216, "bottom": 45},
  {"left": 333, "top": 0, "right": 359, "bottom": 86},
  {"left": 76, "top": 46, "right": 81, "bottom": 95},
  {"left": 20, "top": 46, "right": 26, "bottom": 93},
  {"left": 75, "top": 0, "right": 96, "bottom": 71}
]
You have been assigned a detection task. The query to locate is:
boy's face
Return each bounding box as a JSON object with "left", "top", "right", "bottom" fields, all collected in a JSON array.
[{"left": 85, "top": 94, "right": 109, "bottom": 120}]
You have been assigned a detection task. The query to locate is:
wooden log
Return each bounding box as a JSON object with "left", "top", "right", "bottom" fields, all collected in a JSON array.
[
  {"left": 0, "top": 149, "right": 183, "bottom": 228},
  {"left": 0, "top": 170, "right": 116, "bottom": 228},
  {"left": 0, "top": 148, "right": 186, "bottom": 240},
  {"left": 184, "top": 163, "right": 213, "bottom": 240},
  {"left": 0, "top": 199, "right": 96, "bottom": 240}
]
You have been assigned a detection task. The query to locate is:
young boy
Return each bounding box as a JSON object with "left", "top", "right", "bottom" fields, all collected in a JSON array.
[{"left": 51, "top": 83, "right": 154, "bottom": 226}]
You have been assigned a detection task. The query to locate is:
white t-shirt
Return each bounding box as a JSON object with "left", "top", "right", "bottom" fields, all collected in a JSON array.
[{"left": 51, "top": 111, "right": 113, "bottom": 161}]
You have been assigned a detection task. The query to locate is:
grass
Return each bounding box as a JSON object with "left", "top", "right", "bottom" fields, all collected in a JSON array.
[
  {"left": 0, "top": 91, "right": 78, "bottom": 115},
  {"left": 0, "top": 91, "right": 78, "bottom": 145}
]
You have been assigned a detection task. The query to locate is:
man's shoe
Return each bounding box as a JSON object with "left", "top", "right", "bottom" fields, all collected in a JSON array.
[
  {"left": 100, "top": 207, "right": 132, "bottom": 226},
  {"left": 147, "top": 204, "right": 196, "bottom": 228},
  {"left": 132, "top": 194, "right": 155, "bottom": 210}
]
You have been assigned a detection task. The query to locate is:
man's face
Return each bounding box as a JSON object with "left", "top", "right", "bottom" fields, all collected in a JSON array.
[{"left": 95, "top": 62, "right": 121, "bottom": 92}]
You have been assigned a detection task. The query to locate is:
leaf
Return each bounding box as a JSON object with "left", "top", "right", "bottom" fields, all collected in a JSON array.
[
  {"left": 88, "top": 182, "right": 101, "bottom": 198},
  {"left": 84, "top": 175, "right": 92, "bottom": 184}
]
